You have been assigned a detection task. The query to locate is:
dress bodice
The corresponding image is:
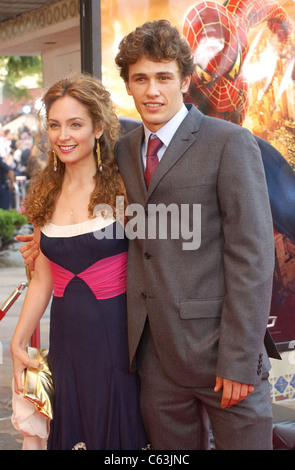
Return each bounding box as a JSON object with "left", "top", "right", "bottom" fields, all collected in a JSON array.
[{"left": 40, "top": 218, "right": 128, "bottom": 299}]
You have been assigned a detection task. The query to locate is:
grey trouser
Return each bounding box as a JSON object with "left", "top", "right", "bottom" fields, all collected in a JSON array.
[{"left": 137, "top": 323, "right": 273, "bottom": 450}]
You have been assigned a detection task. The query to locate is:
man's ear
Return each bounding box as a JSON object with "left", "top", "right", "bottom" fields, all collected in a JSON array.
[
  {"left": 125, "top": 81, "right": 132, "bottom": 96},
  {"left": 181, "top": 74, "right": 192, "bottom": 94}
]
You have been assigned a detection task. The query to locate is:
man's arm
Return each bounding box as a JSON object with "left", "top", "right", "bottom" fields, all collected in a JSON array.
[
  {"left": 214, "top": 128, "right": 271, "bottom": 406},
  {"left": 216, "top": 125, "right": 274, "bottom": 386},
  {"left": 16, "top": 234, "right": 39, "bottom": 270}
]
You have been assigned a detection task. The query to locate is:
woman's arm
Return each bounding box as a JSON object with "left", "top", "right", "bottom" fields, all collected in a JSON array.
[{"left": 11, "top": 227, "right": 53, "bottom": 394}]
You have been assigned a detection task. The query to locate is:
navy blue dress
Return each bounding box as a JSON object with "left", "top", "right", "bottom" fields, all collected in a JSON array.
[{"left": 40, "top": 219, "right": 148, "bottom": 450}]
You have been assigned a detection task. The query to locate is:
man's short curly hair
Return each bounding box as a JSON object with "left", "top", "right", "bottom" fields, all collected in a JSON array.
[{"left": 115, "top": 20, "right": 194, "bottom": 82}]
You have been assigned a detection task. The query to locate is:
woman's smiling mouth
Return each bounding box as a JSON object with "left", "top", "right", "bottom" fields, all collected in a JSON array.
[{"left": 58, "top": 145, "right": 78, "bottom": 153}]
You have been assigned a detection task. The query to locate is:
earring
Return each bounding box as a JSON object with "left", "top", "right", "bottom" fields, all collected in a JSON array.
[
  {"left": 96, "top": 140, "right": 103, "bottom": 172},
  {"left": 53, "top": 151, "right": 57, "bottom": 172}
]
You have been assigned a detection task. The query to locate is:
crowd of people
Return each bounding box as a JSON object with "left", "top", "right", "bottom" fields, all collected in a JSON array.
[{"left": 0, "top": 125, "right": 44, "bottom": 209}]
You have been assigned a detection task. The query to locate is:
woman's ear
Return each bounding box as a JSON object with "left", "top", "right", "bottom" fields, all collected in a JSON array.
[{"left": 95, "top": 128, "right": 104, "bottom": 140}]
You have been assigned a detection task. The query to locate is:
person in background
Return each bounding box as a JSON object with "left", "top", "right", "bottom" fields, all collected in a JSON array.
[
  {"left": 0, "top": 157, "right": 14, "bottom": 209},
  {"left": 19, "top": 138, "right": 33, "bottom": 175},
  {"left": 24, "top": 144, "right": 44, "bottom": 180}
]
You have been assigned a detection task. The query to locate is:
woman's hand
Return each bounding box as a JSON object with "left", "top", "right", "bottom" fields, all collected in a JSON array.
[{"left": 11, "top": 344, "right": 41, "bottom": 394}]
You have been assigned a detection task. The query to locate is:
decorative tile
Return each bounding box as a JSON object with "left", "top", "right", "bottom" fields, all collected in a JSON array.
[
  {"left": 0, "top": 0, "right": 79, "bottom": 43},
  {"left": 270, "top": 352, "right": 295, "bottom": 402},
  {"left": 275, "top": 376, "right": 288, "bottom": 394}
]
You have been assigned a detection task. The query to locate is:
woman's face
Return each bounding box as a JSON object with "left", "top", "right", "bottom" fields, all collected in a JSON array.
[{"left": 47, "top": 95, "right": 102, "bottom": 167}]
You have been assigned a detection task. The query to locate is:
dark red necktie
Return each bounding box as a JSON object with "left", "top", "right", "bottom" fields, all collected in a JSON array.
[{"left": 144, "top": 135, "right": 162, "bottom": 188}]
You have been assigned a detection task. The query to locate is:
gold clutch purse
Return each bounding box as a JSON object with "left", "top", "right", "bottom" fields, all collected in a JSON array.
[{"left": 23, "top": 347, "right": 54, "bottom": 420}]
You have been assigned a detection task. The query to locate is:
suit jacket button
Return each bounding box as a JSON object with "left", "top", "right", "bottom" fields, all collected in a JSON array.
[{"left": 144, "top": 251, "right": 151, "bottom": 259}]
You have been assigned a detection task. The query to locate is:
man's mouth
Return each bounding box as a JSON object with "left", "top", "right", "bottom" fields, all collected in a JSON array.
[{"left": 145, "top": 103, "right": 163, "bottom": 109}]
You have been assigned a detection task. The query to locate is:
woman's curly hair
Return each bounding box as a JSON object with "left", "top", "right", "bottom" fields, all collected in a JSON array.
[{"left": 25, "top": 73, "right": 126, "bottom": 227}]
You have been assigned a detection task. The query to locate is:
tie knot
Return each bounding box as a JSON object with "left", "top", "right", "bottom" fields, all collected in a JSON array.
[{"left": 147, "top": 135, "right": 162, "bottom": 157}]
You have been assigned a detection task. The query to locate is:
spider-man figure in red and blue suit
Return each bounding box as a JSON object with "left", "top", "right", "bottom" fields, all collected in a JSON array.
[{"left": 183, "top": 0, "right": 295, "bottom": 343}]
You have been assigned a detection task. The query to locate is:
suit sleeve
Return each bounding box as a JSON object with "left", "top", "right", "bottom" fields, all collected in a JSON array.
[{"left": 215, "top": 126, "right": 274, "bottom": 385}]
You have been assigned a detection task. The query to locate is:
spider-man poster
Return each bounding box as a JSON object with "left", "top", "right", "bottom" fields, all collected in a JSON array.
[
  {"left": 181, "top": 0, "right": 295, "bottom": 349},
  {"left": 101, "top": 0, "right": 295, "bottom": 348}
]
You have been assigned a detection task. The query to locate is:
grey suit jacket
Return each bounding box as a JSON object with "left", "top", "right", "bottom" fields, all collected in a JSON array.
[{"left": 115, "top": 104, "right": 275, "bottom": 388}]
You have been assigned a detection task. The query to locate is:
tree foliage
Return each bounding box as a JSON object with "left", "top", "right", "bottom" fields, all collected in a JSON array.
[
  {"left": 0, "top": 209, "right": 28, "bottom": 245},
  {"left": 0, "top": 56, "right": 42, "bottom": 100}
]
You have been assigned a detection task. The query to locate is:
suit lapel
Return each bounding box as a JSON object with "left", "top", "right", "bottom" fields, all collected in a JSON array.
[
  {"left": 132, "top": 127, "right": 146, "bottom": 192},
  {"left": 122, "top": 126, "right": 147, "bottom": 206}
]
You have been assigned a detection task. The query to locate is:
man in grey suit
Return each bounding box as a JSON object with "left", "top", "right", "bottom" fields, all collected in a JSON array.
[{"left": 114, "top": 20, "right": 275, "bottom": 450}]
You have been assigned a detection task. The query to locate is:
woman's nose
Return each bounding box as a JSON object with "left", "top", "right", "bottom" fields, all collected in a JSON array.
[{"left": 58, "top": 126, "right": 70, "bottom": 140}]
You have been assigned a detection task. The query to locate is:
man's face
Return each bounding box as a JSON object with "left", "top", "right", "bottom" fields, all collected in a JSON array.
[{"left": 125, "top": 56, "right": 191, "bottom": 133}]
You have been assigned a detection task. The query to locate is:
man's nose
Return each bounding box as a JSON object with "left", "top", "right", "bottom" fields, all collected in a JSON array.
[{"left": 146, "top": 80, "right": 160, "bottom": 96}]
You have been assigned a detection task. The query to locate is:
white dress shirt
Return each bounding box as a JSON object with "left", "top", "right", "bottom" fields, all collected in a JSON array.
[{"left": 142, "top": 104, "right": 189, "bottom": 169}]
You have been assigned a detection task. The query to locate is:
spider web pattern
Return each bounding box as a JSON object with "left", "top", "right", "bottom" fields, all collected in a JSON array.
[{"left": 183, "top": 0, "right": 293, "bottom": 124}]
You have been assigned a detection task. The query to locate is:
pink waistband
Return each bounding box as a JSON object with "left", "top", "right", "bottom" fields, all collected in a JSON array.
[{"left": 50, "top": 252, "right": 127, "bottom": 300}]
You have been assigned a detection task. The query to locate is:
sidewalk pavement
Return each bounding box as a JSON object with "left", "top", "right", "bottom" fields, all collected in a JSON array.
[{"left": 0, "top": 242, "right": 50, "bottom": 450}]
